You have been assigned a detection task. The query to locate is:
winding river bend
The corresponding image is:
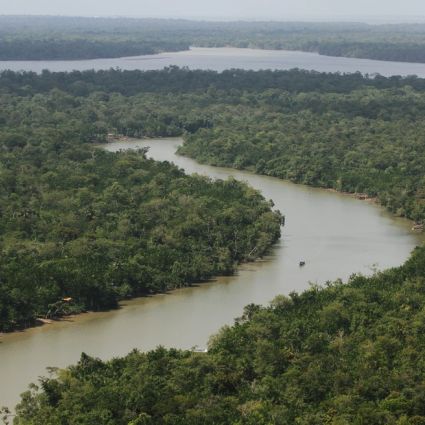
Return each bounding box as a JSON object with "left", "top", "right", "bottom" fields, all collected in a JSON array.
[{"left": 1, "top": 137, "right": 423, "bottom": 409}]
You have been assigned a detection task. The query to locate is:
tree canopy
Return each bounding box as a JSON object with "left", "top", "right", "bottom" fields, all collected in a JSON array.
[
  {"left": 3, "top": 67, "right": 420, "bottom": 223},
  {"left": 0, "top": 71, "right": 284, "bottom": 332}
]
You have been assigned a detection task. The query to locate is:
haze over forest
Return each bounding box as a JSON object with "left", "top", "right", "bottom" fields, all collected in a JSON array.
[{"left": 2, "top": 0, "right": 425, "bottom": 21}]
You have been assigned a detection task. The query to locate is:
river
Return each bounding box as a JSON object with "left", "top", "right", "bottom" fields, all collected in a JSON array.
[
  {"left": 2, "top": 47, "right": 425, "bottom": 77},
  {"left": 0, "top": 137, "right": 423, "bottom": 409}
]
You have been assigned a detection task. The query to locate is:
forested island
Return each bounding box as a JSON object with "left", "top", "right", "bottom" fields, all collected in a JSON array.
[
  {"left": 1, "top": 67, "right": 425, "bottom": 421},
  {"left": 3, "top": 16, "right": 425, "bottom": 63}
]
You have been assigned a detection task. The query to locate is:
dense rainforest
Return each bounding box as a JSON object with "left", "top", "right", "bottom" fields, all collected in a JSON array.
[
  {"left": 13, "top": 245, "right": 425, "bottom": 424},
  {"left": 177, "top": 85, "right": 425, "bottom": 224},
  {"left": 3, "top": 16, "right": 425, "bottom": 63},
  {"left": 2, "top": 67, "right": 422, "bottom": 224},
  {"left": 0, "top": 73, "right": 283, "bottom": 332}
]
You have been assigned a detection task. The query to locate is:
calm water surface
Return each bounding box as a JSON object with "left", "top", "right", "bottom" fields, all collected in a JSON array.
[
  {"left": 0, "top": 137, "right": 423, "bottom": 409},
  {"left": 2, "top": 47, "right": 425, "bottom": 76}
]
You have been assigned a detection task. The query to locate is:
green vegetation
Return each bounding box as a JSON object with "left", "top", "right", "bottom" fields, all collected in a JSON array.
[
  {"left": 3, "top": 67, "right": 421, "bottom": 223},
  {"left": 3, "top": 16, "right": 425, "bottom": 63},
  {"left": 14, "top": 245, "right": 425, "bottom": 424},
  {"left": 178, "top": 85, "right": 425, "bottom": 224},
  {"left": 1, "top": 67, "right": 425, "bottom": 421},
  {"left": 0, "top": 75, "right": 282, "bottom": 332}
]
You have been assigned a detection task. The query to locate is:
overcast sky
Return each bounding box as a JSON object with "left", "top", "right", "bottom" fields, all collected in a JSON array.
[{"left": 1, "top": 0, "right": 425, "bottom": 21}]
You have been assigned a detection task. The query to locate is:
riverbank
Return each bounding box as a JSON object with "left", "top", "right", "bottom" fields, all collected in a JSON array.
[
  {"left": 104, "top": 135, "right": 424, "bottom": 233},
  {"left": 0, "top": 251, "right": 277, "bottom": 337},
  {"left": 0, "top": 258, "right": 273, "bottom": 339},
  {"left": 324, "top": 188, "right": 377, "bottom": 203}
]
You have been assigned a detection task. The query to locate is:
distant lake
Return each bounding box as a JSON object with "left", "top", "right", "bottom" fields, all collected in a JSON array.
[{"left": 1, "top": 47, "right": 425, "bottom": 76}]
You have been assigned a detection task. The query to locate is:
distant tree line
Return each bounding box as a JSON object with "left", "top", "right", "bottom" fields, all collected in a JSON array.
[
  {"left": 2, "top": 16, "right": 425, "bottom": 62},
  {"left": 313, "top": 41, "right": 425, "bottom": 63},
  {"left": 0, "top": 39, "right": 189, "bottom": 60},
  {"left": 3, "top": 67, "right": 425, "bottom": 96}
]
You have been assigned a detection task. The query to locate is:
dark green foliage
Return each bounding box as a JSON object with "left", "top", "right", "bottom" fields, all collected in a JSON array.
[
  {"left": 1, "top": 67, "right": 423, "bottom": 328},
  {"left": 4, "top": 66, "right": 425, "bottom": 98},
  {"left": 14, "top": 246, "right": 425, "bottom": 424}
]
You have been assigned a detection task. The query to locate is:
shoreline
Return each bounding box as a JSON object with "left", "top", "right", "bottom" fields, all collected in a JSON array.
[
  {"left": 174, "top": 145, "right": 423, "bottom": 232},
  {"left": 106, "top": 135, "right": 424, "bottom": 232},
  {"left": 324, "top": 188, "right": 423, "bottom": 231},
  {"left": 2, "top": 45, "right": 425, "bottom": 67},
  {"left": 324, "top": 187, "right": 379, "bottom": 203},
  {"left": 0, "top": 256, "right": 272, "bottom": 339},
  {"left": 105, "top": 136, "right": 424, "bottom": 235}
]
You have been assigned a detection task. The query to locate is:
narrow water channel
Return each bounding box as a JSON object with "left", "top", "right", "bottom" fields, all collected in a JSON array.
[{"left": 1, "top": 138, "right": 423, "bottom": 409}]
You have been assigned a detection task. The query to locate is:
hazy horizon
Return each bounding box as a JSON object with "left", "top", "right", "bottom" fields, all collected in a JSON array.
[
  {"left": 1, "top": 0, "right": 425, "bottom": 23},
  {"left": 2, "top": 14, "right": 425, "bottom": 24}
]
